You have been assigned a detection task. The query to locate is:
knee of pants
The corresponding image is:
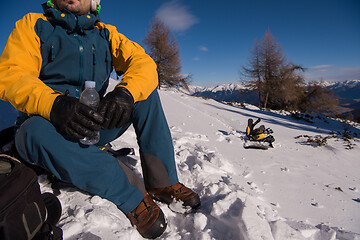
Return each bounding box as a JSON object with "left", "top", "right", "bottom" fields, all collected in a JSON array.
[{"left": 15, "top": 116, "right": 58, "bottom": 164}]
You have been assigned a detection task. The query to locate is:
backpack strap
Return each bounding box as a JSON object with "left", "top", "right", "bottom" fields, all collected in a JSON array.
[
  {"left": 0, "top": 153, "right": 21, "bottom": 163},
  {"left": 33, "top": 223, "right": 63, "bottom": 240},
  {"left": 253, "top": 118, "right": 261, "bottom": 128},
  {"left": 42, "top": 193, "right": 62, "bottom": 226},
  {"left": 32, "top": 193, "right": 63, "bottom": 240}
]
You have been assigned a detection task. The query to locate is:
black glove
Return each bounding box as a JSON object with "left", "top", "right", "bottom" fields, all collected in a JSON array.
[
  {"left": 98, "top": 87, "right": 134, "bottom": 129},
  {"left": 50, "top": 95, "right": 103, "bottom": 139}
]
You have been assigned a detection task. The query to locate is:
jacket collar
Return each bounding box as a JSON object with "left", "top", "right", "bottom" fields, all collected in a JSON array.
[{"left": 42, "top": 2, "right": 100, "bottom": 34}]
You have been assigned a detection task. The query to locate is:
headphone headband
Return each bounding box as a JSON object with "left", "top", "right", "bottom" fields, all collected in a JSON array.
[{"left": 47, "top": 0, "right": 54, "bottom": 8}]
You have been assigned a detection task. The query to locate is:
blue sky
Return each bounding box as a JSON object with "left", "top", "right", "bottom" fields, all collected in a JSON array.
[{"left": 1, "top": 0, "right": 359, "bottom": 87}]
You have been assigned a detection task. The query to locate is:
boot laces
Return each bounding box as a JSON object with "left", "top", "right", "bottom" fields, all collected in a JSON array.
[
  {"left": 131, "top": 199, "right": 151, "bottom": 219},
  {"left": 174, "top": 184, "right": 184, "bottom": 193}
]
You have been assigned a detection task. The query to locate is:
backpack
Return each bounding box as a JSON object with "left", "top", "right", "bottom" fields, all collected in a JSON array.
[{"left": 0, "top": 127, "right": 63, "bottom": 240}]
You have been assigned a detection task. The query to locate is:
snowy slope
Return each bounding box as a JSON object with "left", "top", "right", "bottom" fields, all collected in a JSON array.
[
  {"left": 33, "top": 85, "right": 360, "bottom": 240},
  {"left": 1, "top": 78, "right": 360, "bottom": 239}
]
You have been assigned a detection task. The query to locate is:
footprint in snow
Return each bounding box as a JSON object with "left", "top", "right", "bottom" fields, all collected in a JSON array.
[
  {"left": 311, "top": 202, "right": 324, "bottom": 208},
  {"left": 349, "top": 187, "right": 358, "bottom": 192}
]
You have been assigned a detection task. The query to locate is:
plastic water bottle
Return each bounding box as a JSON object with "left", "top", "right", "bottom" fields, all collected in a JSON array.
[{"left": 79, "top": 81, "right": 100, "bottom": 145}]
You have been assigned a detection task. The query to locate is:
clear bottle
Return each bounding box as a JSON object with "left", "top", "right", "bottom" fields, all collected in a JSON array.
[{"left": 79, "top": 81, "right": 100, "bottom": 145}]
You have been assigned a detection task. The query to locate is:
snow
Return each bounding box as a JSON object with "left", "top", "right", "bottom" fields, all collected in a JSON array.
[
  {"left": 183, "top": 83, "right": 248, "bottom": 95},
  {"left": 3, "top": 80, "right": 360, "bottom": 239},
  {"left": 325, "top": 80, "right": 360, "bottom": 89},
  {"left": 208, "top": 83, "right": 248, "bottom": 92}
]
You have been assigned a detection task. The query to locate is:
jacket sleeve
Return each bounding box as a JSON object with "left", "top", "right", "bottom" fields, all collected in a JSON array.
[
  {"left": 96, "top": 22, "right": 158, "bottom": 102},
  {"left": 0, "top": 13, "right": 59, "bottom": 121}
]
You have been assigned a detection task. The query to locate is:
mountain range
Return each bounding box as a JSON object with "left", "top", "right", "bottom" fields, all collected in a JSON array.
[
  {"left": 1, "top": 80, "right": 360, "bottom": 130},
  {"left": 186, "top": 80, "right": 360, "bottom": 117}
]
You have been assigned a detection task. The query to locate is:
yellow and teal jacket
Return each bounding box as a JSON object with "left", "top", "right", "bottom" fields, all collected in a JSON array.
[{"left": 0, "top": 3, "right": 158, "bottom": 121}]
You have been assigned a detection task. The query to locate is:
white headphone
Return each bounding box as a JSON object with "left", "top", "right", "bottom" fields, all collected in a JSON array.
[
  {"left": 47, "top": 0, "right": 101, "bottom": 14},
  {"left": 91, "top": 0, "right": 101, "bottom": 12}
]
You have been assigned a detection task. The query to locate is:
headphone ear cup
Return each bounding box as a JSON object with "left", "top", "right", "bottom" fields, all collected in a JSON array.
[{"left": 91, "top": 0, "right": 101, "bottom": 12}]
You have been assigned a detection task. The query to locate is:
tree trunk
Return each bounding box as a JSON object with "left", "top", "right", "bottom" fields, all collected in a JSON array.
[{"left": 264, "top": 92, "right": 269, "bottom": 109}]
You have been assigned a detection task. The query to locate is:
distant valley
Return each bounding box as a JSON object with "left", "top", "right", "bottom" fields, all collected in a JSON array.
[{"left": 186, "top": 80, "right": 360, "bottom": 117}]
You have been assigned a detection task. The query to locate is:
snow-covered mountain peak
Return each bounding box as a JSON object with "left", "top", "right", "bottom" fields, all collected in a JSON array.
[
  {"left": 208, "top": 83, "right": 247, "bottom": 92},
  {"left": 320, "top": 79, "right": 360, "bottom": 88}
]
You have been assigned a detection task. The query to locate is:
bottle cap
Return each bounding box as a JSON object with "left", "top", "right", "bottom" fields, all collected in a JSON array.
[{"left": 85, "top": 81, "right": 96, "bottom": 88}]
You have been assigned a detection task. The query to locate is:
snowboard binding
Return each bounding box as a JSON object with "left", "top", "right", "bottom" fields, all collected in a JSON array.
[{"left": 245, "top": 118, "right": 275, "bottom": 148}]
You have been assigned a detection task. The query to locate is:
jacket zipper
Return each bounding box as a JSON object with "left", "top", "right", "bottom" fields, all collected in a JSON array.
[
  {"left": 92, "top": 45, "right": 96, "bottom": 82},
  {"left": 74, "top": 34, "right": 84, "bottom": 98},
  {"left": 50, "top": 45, "right": 55, "bottom": 61}
]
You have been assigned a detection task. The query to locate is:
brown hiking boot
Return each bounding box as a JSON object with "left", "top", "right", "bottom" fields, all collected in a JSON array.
[
  {"left": 126, "top": 193, "right": 167, "bottom": 239},
  {"left": 148, "top": 182, "right": 201, "bottom": 209}
]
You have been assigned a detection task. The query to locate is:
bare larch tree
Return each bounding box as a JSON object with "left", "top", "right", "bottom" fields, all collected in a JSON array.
[
  {"left": 143, "top": 17, "right": 190, "bottom": 89},
  {"left": 242, "top": 30, "right": 305, "bottom": 110}
]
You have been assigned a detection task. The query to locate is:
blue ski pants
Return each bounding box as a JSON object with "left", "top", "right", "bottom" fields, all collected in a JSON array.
[{"left": 15, "top": 89, "right": 179, "bottom": 213}]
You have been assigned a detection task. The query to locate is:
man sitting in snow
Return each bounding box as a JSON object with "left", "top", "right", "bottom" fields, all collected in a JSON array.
[{"left": 0, "top": 0, "right": 200, "bottom": 238}]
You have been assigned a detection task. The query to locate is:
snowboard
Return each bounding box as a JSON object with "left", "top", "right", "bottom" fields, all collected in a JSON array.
[
  {"left": 243, "top": 142, "right": 270, "bottom": 150},
  {"left": 243, "top": 138, "right": 273, "bottom": 150}
]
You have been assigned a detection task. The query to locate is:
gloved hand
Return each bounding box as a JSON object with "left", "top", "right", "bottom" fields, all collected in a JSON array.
[
  {"left": 98, "top": 87, "right": 134, "bottom": 129},
  {"left": 50, "top": 95, "right": 103, "bottom": 139}
]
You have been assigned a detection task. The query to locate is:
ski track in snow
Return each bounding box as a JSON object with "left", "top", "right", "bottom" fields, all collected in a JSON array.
[{"left": 35, "top": 88, "right": 360, "bottom": 240}]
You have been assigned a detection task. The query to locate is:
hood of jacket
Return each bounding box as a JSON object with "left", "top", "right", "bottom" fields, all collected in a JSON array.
[{"left": 42, "top": 2, "right": 100, "bottom": 34}]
